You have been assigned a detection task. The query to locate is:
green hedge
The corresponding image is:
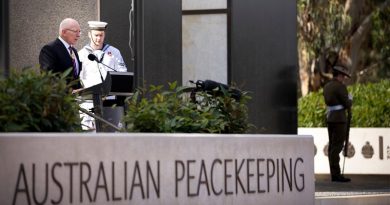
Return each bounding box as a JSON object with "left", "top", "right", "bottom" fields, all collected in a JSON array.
[
  {"left": 0, "top": 69, "right": 82, "bottom": 132},
  {"left": 123, "top": 82, "right": 252, "bottom": 133},
  {"left": 298, "top": 79, "right": 390, "bottom": 127}
]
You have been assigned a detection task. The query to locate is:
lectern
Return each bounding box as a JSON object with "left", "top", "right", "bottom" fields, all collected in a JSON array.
[{"left": 79, "top": 71, "right": 134, "bottom": 132}]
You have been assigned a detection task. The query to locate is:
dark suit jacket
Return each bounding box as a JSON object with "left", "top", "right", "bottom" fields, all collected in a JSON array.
[{"left": 39, "top": 38, "right": 82, "bottom": 89}]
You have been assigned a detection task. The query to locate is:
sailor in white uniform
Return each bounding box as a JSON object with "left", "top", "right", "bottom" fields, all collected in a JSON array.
[
  {"left": 78, "top": 21, "right": 127, "bottom": 130},
  {"left": 79, "top": 21, "right": 127, "bottom": 88}
]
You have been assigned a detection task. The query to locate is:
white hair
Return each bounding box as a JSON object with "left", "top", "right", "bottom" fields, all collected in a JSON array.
[{"left": 58, "top": 18, "right": 78, "bottom": 35}]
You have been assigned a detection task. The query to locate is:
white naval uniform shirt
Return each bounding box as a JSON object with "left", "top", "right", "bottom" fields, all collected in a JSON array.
[
  {"left": 78, "top": 44, "right": 127, "bottom": 88},
  {"left": 78, "top": 44, "right": 127, "bottom": 131}
]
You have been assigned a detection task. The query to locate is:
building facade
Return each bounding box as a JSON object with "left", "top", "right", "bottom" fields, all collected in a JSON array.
[{"left": 1, "top": 0, "right": 297, "bottom": 134}]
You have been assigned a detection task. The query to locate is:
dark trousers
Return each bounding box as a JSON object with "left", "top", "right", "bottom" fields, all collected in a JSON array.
[{"left": 327, "top": 122, "right": 347, "bottom": 177}]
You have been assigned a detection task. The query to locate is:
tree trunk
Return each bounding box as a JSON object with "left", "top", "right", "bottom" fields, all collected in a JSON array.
[
  {"left": 339, "top": 0, "right": 390, "bottom": 81},
  {"left": 339, "top": 0, "right": 372, "bottom": 80},
  {"left": 298, "top": 43, "right": 310, "bottom": 96}
]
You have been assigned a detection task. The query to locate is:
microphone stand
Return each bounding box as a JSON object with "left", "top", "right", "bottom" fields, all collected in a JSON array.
[
  {"left": 85, "top": 53, "right": 121, "bottom": 132},
  {"left": 88, "top": 53, "right": 118, "bottom": 72},
  {"left": 79, "top": 107, "right": 121, "bottom": 132},
  {"left": 95, "top": 61, "right": 105, "bottom": 83},
  {"left": 98, "top": 61, "right": 118, "bottom": 72}
]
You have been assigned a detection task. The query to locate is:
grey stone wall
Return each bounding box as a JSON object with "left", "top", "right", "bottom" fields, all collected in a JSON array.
[{"left": 9, "top": 0, "right": 98, "bottom": 69}]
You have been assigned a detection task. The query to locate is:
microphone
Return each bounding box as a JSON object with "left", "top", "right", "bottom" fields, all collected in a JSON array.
[
  {"left": 87, "top": 53, "right": 118, "bottom": 72},
  {"left": 88, "top": 53, "right": 99, "bottom": 62}
]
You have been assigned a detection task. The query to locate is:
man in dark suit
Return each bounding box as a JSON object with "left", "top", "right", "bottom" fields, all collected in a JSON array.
[
  {"left": 323, "top": 65, "right": 353, "bottom": 182},
  {"left": 39, "top": 18, "right": 82, "bottom": 89}
]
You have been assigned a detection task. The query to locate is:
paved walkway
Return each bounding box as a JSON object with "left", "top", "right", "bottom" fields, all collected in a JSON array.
[{"left": 315, "top": 174, "right": 390, "bottom": 197}]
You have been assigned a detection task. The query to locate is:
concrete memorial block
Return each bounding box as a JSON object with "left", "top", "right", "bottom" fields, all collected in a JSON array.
[{"left": 0, "top": 133, "right": 314, "bottom": 205}]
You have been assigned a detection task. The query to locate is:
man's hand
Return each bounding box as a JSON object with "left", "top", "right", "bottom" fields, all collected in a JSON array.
[{"left": 72, "top": 88, "right": 84, "bottom": 94}]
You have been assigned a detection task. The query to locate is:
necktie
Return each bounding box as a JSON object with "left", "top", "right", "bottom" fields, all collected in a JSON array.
[{"left": 69, "top": 46, "right": 78, "bottom": 77}]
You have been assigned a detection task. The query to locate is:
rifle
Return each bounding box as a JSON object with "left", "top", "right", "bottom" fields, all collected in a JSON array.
[{"left": 342, "top": 108, "right": 352, "bottom": 175}]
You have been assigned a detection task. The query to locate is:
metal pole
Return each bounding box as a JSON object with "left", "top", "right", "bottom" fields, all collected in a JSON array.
[
  {"left": 79, "top": 107, "right": 121, "bottom": 132},
  {"left": 92, "top": 93, "right": 104, "bottom": 132}
]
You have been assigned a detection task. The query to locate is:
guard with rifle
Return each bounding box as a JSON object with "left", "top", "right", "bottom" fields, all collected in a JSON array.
[{"left": 323, "top": 65, "right": 353, "bottom": 182}]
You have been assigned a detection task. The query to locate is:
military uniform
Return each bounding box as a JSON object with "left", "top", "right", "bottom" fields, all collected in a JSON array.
[
  {"left": 79, "top": 44, "right": 127, "bottom": 88},
  {"left": 323, "top": 66, "right": 352, "bottom": 182},
  {"left": 78, "top": 21, "right": 127, "bottom": 131}
]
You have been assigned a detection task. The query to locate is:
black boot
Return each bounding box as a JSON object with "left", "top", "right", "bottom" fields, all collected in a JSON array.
[{"left": 332, "top": 175, "right": 351, "bottom": 182}]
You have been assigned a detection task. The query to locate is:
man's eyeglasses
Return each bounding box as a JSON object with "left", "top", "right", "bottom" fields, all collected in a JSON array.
[{"left": 66, "top": 29, "right": 82, "bottom": 35}]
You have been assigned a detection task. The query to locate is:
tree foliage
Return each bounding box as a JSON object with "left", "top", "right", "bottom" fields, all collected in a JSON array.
[
  {"left": 370, "top": 4, "right": 390, "bottom": 79},
  {"left": 298, "top": 0, "right": 350, "bottom": 60},
  {"left": 297, "top": 0, "right": 390, "bottom": 96}
]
